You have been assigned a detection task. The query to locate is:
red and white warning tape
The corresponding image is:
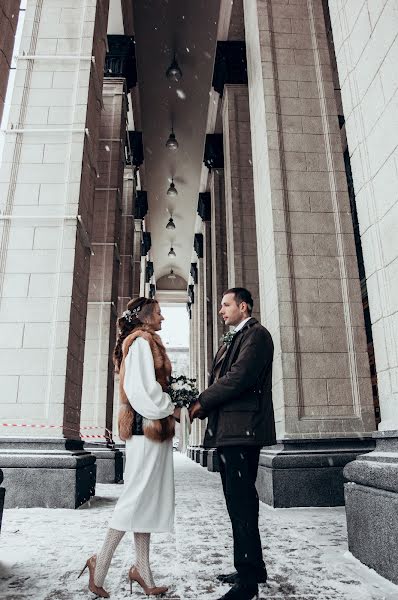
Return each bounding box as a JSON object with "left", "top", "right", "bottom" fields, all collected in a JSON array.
[{"left": 0, "top": 422, "right": 113, "bottom": 440}]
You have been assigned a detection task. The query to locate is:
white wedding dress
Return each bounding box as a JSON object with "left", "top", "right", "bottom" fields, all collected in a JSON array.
[{"left": 109, "top": 336, "right": 175, "bottom": 533}]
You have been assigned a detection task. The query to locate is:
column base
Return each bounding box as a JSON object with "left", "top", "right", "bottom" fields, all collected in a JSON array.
[
  {"left": 0, "top": 469, "right": 5, "bottom": 533},
  {"left": 84, "top": 442, "right": 123, "bottom": 483},
  {"left": 257, "top": 437, "right": 375, "bottom": 508},
  {"left": 114, "top": 442, "right": 126, "bottom": 475},
  {"left": 199, "top": 448, "right": 208, "bottom": 467},
  {"left": 207, "top": 448, "right": 220, "bottom": 472},
  {"left": 187, "top": 446, "right": 202, "bottom": 463},
  {"left": 344, "top": 431, "right": 398, "bottom": 585},
  {"left": 0, "top": 437, "right": 96, "bottom": 508}
]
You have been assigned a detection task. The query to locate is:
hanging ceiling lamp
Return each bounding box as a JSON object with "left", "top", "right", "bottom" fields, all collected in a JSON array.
[
  {"left": 168, "top": 269, "right": 176, "bottom": 280},
  {"left": 168, "top": 246, "right": 176, "bottom": 257},
  {"left": 166, "top": 54, "right": 182, "bottom": 82},
  {"left": 167, "top": 177, "right": 178, "bottom": 197},
  {"left": 166, "top": 216, "right": 176, "bottom": 230},
  {"left": 165, "top": 127, "right": 179, "bottom": 151}
]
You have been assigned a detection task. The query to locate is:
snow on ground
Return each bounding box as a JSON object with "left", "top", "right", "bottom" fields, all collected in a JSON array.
[{"left": 0, "top": 453, "right": 397, "bottom": 600}]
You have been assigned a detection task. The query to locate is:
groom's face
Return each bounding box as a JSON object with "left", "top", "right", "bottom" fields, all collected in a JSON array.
[{"left": 219, "top": 293, "right": 246, "bottom": 327}]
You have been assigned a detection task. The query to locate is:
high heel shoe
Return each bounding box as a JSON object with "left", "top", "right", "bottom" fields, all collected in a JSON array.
[
  {"left": 128, "top": 566, "right": 168, "bottom": 596},
  {"left": 78, "top": 555, "right": 110, "bottom": 598}
]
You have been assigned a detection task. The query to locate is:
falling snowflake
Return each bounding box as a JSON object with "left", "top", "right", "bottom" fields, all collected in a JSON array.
[{"left": 176, "top": 89, "right": 186, "bottom": 100}]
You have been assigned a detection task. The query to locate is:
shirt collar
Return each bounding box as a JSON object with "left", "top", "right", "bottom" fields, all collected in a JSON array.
[{"left": 233, "top": 317, "right": 252, "bottom": 334}]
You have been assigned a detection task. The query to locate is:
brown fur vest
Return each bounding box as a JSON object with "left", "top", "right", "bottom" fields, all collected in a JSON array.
[{"left": 118, "top": 325, "right": 175, "bottom": 442}]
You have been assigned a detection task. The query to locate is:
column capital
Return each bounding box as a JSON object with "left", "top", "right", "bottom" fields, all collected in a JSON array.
[
  {"left": 204, "top": 134, "right": 224, "bottom": 171},
  {"left": 190, "top": 262, "right": 198, "bottom": 284},
  {"left": 134, "top": 190, "right": 148, "bottom": 219},
  {"left": 141, "top": 231, "right": 151, "bottom": 256},
  {"left": 145, "top": 261, "right": 154, "bottom": 283},
  {"left": 212, "top": 40, "right": 248, "bottom": 96},
  {"left": 126, "top": 131, "right": 144, "bottom": 167},
  {"left": 194, "top": 233, "right": 204, "bottom": 259},
  {"left": 197, "top": 192, "right": 211, "bottom": 222},
  {"left": 105, "top": 35, "right": 137, "bottom": 90}
]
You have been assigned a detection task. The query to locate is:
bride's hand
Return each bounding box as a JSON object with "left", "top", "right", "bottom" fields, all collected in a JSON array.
[{"left": 173, "top": 407, "right": 181, "bottom": 422}]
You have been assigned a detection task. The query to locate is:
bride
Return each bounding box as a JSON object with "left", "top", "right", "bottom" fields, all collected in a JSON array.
[{"left": 79, "top": 297, "right": 180, "bottom": 597}]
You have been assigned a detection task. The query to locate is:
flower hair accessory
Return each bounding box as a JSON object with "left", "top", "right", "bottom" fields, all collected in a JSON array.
[{"left": 122, "top": 305, "right": 142, "bottom": 322}]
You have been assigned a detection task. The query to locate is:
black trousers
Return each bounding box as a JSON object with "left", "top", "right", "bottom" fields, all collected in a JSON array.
[{"left": 218, "top": 445, "right": 265, "bottom": 584}]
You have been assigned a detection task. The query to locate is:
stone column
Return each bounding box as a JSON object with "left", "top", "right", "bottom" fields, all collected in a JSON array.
[
  {"left": 222, "top": 84, "right": 260, "bottom": 319},
  {"left": 0, "top": 0, "right": 20, "bottom": 528},
  {"left": 195, "top": 250, "right": 206, "bottom": 393},
  {"left": 112, "top": 170, "right": 134, "bottom": 447},
  {"left": 209, "top": 168, "right": 228, "bottom": 352},
  {"left": 203, "top": 222, "right": 213, "bottom": 386},
  {"left": 0, "top": 0, "right": 109, "bottom": 508},
  {"left": 197, "top": 195, "right": 212, "bottom": 467},
  {"left": 243, "top": 0, "right": 375, "bottom": 506},
  {"left": 0, "top": 0, "right": 20, "bottom": 122},
  {"left": 132, "top": 218, "right": 143, "bottom": 298},
  {"left": 189, "top": 291, "right": 201, "bottom": 454},
  {"left": 196, "top": 252, "right": 208, "bottom": 459},
  {"left": 328, "top": 0, "right": 398, "bottom": 584},
  {"left": 81, "top": 77, "right": 126, "bottom": 483}
]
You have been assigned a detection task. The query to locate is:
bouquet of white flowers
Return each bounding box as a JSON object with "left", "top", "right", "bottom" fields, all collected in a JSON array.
[
  {"left": 168, "top": 375, "right": 198, "bottom": 452},
  {"left": 168, "top": 375, "right": 199, "bottom": 408}
]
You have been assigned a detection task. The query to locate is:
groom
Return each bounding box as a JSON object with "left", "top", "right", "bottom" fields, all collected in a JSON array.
[{"left": 190, "top": 287, "right": 276, "bottom": 600}]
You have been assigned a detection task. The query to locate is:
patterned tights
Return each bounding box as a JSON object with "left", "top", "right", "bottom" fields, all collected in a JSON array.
[{"left": 93, "top": 528, "right": 155, "bottom": 588}]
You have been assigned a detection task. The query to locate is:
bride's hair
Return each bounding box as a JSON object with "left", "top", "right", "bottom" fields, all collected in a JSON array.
[{"left": 113, "top": 297, "right": 158, "bottom": 371}]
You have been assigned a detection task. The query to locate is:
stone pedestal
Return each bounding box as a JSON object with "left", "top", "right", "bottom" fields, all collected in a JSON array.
[
  {"left": 199, "top": 448, "right": 208, "bottom": 468},
  {"left": 0, "top": 438, "right": 96, "bottom": 508},
  {"left": 207, "top": 448, "right": 220, "bottom": 472},
  {"left": 258, "top": 437, "right": 374, "bottom": 508},
  {"left": 84, "top": 442, "right": 123, "bottom": 484},
  {"left": 344, "top": 431, "right": 398, "bottom": 584}
]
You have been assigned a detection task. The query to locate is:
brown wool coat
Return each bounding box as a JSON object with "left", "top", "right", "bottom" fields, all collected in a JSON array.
[{"left": 118, "top": 325, "right": 175, "bottom": 442}]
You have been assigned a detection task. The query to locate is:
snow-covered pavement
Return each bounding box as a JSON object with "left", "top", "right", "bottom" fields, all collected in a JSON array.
[{"left": 0, "top": 453, "right": 397, "bottom": 600}]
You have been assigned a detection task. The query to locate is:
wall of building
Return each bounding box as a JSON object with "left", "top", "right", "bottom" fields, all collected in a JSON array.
[{"left": 329, "top": 0, "right": 398, "bottom": 431}]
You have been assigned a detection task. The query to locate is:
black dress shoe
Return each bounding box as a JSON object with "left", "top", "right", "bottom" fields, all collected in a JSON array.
[
  {"left": 216, "top": 583, "right": 259, "bottom": 600},
  {"left": 217, "top": 569, "right": 267, "bottom": 584}
]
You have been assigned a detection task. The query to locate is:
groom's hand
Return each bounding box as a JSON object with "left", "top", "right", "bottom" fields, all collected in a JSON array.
[{"left": 189, "top": 400, "right": 204, "bottom": 421}]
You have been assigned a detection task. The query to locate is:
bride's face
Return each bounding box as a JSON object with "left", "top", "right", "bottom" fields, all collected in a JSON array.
[{"left": 147, "top": 304, "right": 164, "bottom": 331}]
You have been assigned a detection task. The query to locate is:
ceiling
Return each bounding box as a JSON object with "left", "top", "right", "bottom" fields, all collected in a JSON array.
[{"left": 132, "top": 0, "right": 221, "bottom": 287}]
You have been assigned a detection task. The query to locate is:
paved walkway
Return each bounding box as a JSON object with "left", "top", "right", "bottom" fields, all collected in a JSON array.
[{"left": 0, "top": 453, "right": 397, "bottom": 600}]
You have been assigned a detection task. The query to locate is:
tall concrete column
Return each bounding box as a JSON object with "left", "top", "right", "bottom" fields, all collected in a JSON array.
[
  {"left": 243, "top": 0, "right": 375, "bottom": 507},
  {"left": 203, "top": 222, "right": 213, "bottom": 385},
  {"left": 0, "top": 0, "right": 109, "bottom": 508},
  {"left": 328, "top": 0, "right": 398, "bottom": 584},
  {"left": 209, "top": 168, "right": 228, "bottom": 352},
  {"left": 196, "top": 255, "right": 206, "bottom": 393},
  {"left": 81, "top": 77, "right": 126, "bottom": 483},
  {"left": 112, "top": 170, "right": 134, "bottom": 444},
  {"left": 0, "top": 0, "right": 20, "bottom": 122},
  {"left": 0, "top": 0, "right": 20, "bottom": 528},
  {"left": 189, "top": 291, "right": 200, "bottom": 450},
  {"left": 132, "top": 218, "right": 143, "bottom": 298},
  {"left": 222, "top": 84, "right": 260, "bottom": 319}
]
